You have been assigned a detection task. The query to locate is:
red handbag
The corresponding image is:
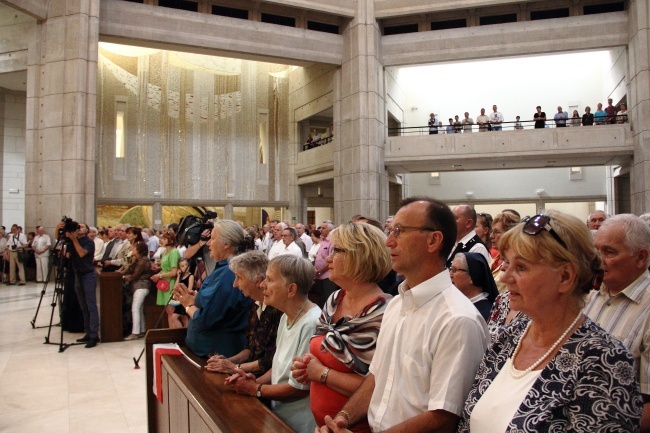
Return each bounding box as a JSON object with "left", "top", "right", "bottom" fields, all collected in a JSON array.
[{"left": 156, "top": 279, "right": 170, "bottom": 292}]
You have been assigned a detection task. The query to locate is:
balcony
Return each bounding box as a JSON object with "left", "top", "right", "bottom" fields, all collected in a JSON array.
[{"left": 385, "top": 123, "right": 633, "bottom": 174}]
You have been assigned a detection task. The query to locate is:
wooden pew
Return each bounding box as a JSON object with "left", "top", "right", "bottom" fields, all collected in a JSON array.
[{"left": 145, "top": 329, "right": 293, "bottom": 433}]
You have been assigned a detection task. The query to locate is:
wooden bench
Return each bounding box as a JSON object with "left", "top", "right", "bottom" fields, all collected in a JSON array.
[{"left": 145, "top": 329, "right": 293, "bottom": 433}]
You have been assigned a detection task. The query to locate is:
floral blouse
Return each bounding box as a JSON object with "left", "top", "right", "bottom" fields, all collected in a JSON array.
[
  {"left": 486, "top": 292, "right": 527, "bottom": 338},
  {"left": 457, "top": 318, "right": 642, "bottom": 433},
  {"left": 245, "top": 302, "right": 283, "bottom": 374}
]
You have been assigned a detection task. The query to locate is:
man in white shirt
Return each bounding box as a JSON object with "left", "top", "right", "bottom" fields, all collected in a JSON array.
[
  {"left": 446, "top": 204, "right": 491, "bottom": 267},
  {"left": 279, "top": 228, "right": 303, "bottom": 257},
  {"left": 267, "top": 222, "right": 287, "bottom": 259},
  {"left": 476, "top": 108, "right": 490, "bottom": 132},
  {"left": 295, "top": 223, "right": 313, "bottom": 252},
  {"left": 6, "top": 224, "right": 27, "bottom": 285},
  {"left": 320, "top": 197, "right": 488, "bottom": 433},
  {"left": 489, "top": 104, "right": 504, "bottom": 131},
  {"left": 32, "top": 225, "right": 52, "bottom": 283}
]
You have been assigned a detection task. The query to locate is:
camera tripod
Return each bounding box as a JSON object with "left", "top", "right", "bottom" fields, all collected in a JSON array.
[{"left": 30, "top": 241, "right": 84, "bottom": 352}]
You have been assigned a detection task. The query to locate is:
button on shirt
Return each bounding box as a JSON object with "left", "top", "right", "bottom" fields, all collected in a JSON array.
[
  {"left": 367, "top": 270, "right": 489, "bottom": 432},
  {"left": 583, "top": 270, "right": 650, "bottom": 394}
]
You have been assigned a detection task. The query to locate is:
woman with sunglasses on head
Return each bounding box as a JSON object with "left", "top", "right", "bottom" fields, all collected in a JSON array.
[
  {"left": 457, "top": 210, "right": 642, "bottom": 432},
  {"left": 291, "top": 222, "right": 392, "bottom": 432}
]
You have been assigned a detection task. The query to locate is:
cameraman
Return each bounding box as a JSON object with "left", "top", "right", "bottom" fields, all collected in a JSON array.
[
  {"left": 57, "top": 221, "right": 99, "bottom": 348},
  {"left": 184, "top": 227, "right": 216, "bottom": 276}
]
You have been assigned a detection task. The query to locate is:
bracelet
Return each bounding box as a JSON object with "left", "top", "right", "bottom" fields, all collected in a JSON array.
[
  {"left": 320, "top": 367, "right": 331, "bottom": 383},
  {"left": 336, "top": 410, "right": 351, "bottom": 427},
  {"left": 185, "top": 304, "right": 194, "bottom": 314}
]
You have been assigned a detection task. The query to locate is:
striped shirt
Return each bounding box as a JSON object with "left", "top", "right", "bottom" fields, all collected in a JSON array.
[{"left": 583, "top": 270, "right": 650, "bottom": 395}]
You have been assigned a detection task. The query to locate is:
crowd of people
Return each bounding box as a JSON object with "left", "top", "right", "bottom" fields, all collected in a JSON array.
[
  {"left": 0, "top": 224, "right": 51, "bottom": 285},
  {"left": 135, "top": 202, "right": 650, "bottom": 432},
  {"left": 6, "top": 198, "right": 650, "bottom": 432},
  {"left": 427, "top": 98, "right": 628, "bottom": 134}
]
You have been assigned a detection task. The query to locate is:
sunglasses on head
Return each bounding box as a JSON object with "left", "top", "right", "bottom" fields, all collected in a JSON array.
[{"left": 522, "top": 214, "right": 568, "bottom": 249}]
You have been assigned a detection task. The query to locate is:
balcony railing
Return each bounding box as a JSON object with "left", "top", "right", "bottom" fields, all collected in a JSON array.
[{"left": 388, "top": 115, "right": 628, "bottom": 136}]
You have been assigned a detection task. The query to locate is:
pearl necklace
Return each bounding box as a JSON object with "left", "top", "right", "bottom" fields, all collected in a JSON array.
[
  {"left": 509, "top": 311, "right": 582, "bottom": 379},
  {"left": 287, "top": 299, "right": 309, "bottom": 330}
]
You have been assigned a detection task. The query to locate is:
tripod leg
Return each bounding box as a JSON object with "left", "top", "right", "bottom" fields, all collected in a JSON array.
[{"left": 30, "top": 256, "right": 55, "bottom": 328}]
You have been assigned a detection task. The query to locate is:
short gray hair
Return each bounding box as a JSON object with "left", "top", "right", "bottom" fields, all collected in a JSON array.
[
  {"left": 268, "top": 255, "right": 314, "bottom": 296},
  {"left": 602, "top": 214, "right": 650, "bottom": 267},
  {"left": 229, "top": 250, "right": 269, "bottom": 281}
]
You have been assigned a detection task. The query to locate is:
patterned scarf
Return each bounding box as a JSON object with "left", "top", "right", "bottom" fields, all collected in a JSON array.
[{"left": 315, "top": 289, "right": 390, "bottom": 375}]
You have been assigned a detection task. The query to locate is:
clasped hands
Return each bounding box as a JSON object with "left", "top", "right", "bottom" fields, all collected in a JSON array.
[
  {"left": 206, "top": 354, "right": 237, "bottom": 374},
  {"left": 224, "top": 368, "right": 257, "bottom": 396},
  {"left": 172, "top": 283, "right": 196, "bottom": 308}
]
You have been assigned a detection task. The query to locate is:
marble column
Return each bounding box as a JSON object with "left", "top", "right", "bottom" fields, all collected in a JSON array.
[
  {"left": 25, "top": 0, "right": 99, "bottom": 231},
  {"left": 628, "top": 0, "right": 650, "bottom": 213},
  {"left": 333, "top": 0, "right": 389, "bottom": 223}
]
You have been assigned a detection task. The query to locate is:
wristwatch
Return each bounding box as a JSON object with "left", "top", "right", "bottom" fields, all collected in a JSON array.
[
  {"left": 256, "top": 384, "right": 263, "bottom": 398},
  {"left": 320, "top": 367, "right": 331, "bottom": 383},
  {"left": 185, "top": 304, "right": 194, "bottom": 314}
]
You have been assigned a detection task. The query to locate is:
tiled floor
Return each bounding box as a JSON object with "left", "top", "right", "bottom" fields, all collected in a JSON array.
[{"left": 0, "top": 282, "right": 147, "bottom": 433}]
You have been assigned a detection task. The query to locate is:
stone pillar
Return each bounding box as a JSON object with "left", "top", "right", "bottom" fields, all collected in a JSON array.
[
  {"left": 628, "top": 0, "right": 650, "bottom": 213},
  {"left": 25, "top": 0, "right": 99, "bottom": 231},
  {"left": 224, "top": 203, "right": 234, "bottom": 220},
  {"left": 333, "top": 0, "right": 389, "bottom": 223}
]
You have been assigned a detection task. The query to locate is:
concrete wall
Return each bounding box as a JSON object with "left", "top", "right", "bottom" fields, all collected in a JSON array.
[
  {"left": 0, "top": 91, "right": 26, "bottom": 228},
  {"left": 605, "top": 46, "right": 628, "bottom": 104},
  {"left": 0, "top": 3, "right": 32, "bottom": 75},
  {"left": 407, "top": 166, "right": 607, "bottom": 204},
  {"left": 385, "top": 66, "right": 405, "bottom": 124}
]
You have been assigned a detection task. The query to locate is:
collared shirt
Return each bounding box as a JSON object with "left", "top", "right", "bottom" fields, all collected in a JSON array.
[
  {"left": 300, "top": 232, "right": 313, "bottom": 251},
  {"left": 448, "top": 231, "right": 491, "bottom": 265},
  {"left": 33, "top": 234, "right": 52, "bottom": 257},
  {"left": 367, "top": 270, "right": 489, "bottom": 432},
  {"left": 278, "top": 241, "right": 302, "bottom": 257},
  {"left": 8, "top": 233, "right": 27, "bottom": 249},
  {"left": 147, "top": 235, "right": 159, "bottom": 254},
  {"left": 267, "top": 239, "right": 285, "bottom": 260},
  {"left": 594, "top": 109, "right": 607, "bottom": 124},
  {"left": 314, "top": 237, "right": 332, "bottom": 280},
  {"left": 554, "top": 111, "right": 568, "bottom": 126},
  {"left": 583, "top": 270, "right": 650, "bottom": 394}
]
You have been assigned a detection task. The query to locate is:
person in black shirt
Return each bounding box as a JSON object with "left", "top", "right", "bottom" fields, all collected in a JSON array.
[{"left": 59, "top": 222, "right": 99, "bottom": 348}]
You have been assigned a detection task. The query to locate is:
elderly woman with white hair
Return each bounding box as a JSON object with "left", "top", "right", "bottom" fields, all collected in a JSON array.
[
  {"left": 174, "top": 220, "right": 255, "bottom": 358},
  {"left": 226, "top": 255, "right": 320, "bottom": 433}
]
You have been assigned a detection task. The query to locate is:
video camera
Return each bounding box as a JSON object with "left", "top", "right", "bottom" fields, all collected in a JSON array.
[
  {"left": 177, "top": 211, "right": 218, "bottom": 246},
  {"left": 58, "top": 216, "right": 79, "bottom": 241}
]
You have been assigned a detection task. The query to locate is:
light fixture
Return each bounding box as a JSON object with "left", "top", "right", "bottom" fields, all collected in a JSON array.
[
  {"left": 153, "top": 191, "right": 162, "bottom": 198},
  {"left": 466, "top": 191, "right": 474, "bottom": 198},
  {"left": 8, "top": 188, "right": 19, "bottom": 194},
  {"left": 536, "top": 189, "right": 545, "bottom": 195}
]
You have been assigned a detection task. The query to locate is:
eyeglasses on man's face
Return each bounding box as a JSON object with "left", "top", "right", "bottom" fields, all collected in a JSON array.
[{"left": 387, "top": 224, "right": 438, "bottom": 239}]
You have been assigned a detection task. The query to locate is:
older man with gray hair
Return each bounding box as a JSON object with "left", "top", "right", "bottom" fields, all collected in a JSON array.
[{"left": 584, "top": 214, "right": 650, "bottom": 431}]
